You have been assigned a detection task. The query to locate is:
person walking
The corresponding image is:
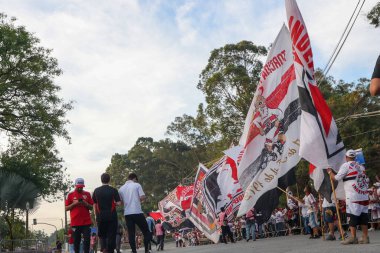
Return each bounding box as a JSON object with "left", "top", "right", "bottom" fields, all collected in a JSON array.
[
  {"left": 93, "top": 173, "right": 121, "bottom": 253},
  {"left": 245, "top": 208, "right": 256, "bottom": 241},
  {"left": 115, "top": 223, "right": 123, "bottom": 253},
  {"left": 328, "top": 149, "right": 370, "bottom": 245},
  {"left": 155, "top": 220, "right": 165, "bottom": 251},
  {"left": 218, "top": 207, "right": 234, "bottom": 244},
  {"left": 118, "top": 173, "right": 150, "bottom": 253},
  {"left": 65, "top": 178, "right": 94, "bottom": 253},
  {"left": 145, "top": 213, "right": 158, "bottom": 251},
  {"left": 302, "top": 186, "right": 320, "bottom": 239}
]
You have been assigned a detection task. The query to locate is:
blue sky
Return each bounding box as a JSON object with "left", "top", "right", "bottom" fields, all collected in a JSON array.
[{"left": 0, "top": 0, "right": 378, "bottom": 233}]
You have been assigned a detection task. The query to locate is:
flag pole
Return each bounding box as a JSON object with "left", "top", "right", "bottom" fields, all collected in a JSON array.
[
  {"left": 318, "top": 194, "right": 325, "bottom": 240},
  {"left": 295, "top": 183, "right": 302, "bottom": 229},
  {"left": 277, "top": 186, "right": 302, "bottom": 203},
  {"left": 329, "top": 174, "right": 345, "bottom": 240}
]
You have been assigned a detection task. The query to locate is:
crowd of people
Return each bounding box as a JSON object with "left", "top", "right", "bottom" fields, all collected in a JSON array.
[
  {"left": 216, "top": 149, "right": 379, "bottom": 246},
  {"left": 64, "top": 149, "right": 378, "bottom": 253}
]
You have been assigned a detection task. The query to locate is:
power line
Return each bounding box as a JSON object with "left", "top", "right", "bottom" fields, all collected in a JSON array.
[
  {"left": 336, "top": 110, "right": 380, "bottom": 123},
  {"left": 342, "top": 127, "right": 380, "bottom": 138},
  {"left": 321, "top": 0, "right": 362, "bottom": 77}
]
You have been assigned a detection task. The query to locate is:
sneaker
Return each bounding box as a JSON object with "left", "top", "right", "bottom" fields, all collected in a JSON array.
[
  {"left": 325, "top": 234, "right": 336, "bottom": 241},
  {"left": 368, "top": 228, "right": 374, "bottom": 232},
  {"left": 341, "top": 237, "right": 358, "bottom": 245},
  {"left": 358, "top": 236, "right": 370, "bottom": 244}
]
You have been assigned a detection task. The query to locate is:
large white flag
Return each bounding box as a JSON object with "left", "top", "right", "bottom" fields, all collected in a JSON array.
[
  {"left": 285, "top": 0, "right": 345, "bottom": 200},
  {"left": 237, "top": 25, "right": 301, "bottom": 218}
]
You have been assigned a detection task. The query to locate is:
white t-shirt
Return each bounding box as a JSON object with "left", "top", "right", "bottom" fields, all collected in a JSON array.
[
  {"left": 287, "top": 198, "right": 297, "bottom": 210},
  {"left": 322, "top": 198, "right": 335, "bottom": 208},
  {"left": 119, "top": 180, "right": 145, "bottom": 215},
  {"left": 303, "top": 194, "right": 316, "bottom": 214},
  {"left": 300, "top": 204, "right": 308, "bottom": 217},
  {"left": 335, "top": 161, "right": 368, "bottom": 202},
  {"left": 275, "top": 210, "right": 285, "bottom": 223}
]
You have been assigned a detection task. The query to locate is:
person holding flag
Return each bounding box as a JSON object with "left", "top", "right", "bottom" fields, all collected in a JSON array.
[{"left": 328, "top": 150, "right": 370, "bottom": 245}]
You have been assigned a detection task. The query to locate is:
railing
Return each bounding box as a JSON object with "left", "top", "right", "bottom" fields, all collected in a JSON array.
[{"left": 0, "top": 239, "right": 50, "bottom": 253}]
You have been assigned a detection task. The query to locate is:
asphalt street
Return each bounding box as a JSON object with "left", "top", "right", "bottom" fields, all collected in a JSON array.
[{"left": 136, "top": 230, "right": 380, "bottom": 253}]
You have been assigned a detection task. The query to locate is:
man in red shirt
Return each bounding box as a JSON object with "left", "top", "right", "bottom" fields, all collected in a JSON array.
[{"left": 65, "top": 178, "right": 94, "bottom": 253}]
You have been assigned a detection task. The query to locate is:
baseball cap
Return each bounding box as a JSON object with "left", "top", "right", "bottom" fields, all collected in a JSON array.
[
  {"left": 75, "top": 178, "right": 85, "bottom": 188},
  {"left": 345, "top": 149, "right": 356, "bottom": 158}
]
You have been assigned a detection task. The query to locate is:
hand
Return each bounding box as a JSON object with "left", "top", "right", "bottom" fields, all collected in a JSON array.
[{"left": 73, "top": 200, "right": 80, "bottom": 206}]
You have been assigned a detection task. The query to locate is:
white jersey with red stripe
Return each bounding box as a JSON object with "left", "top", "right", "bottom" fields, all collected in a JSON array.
[{"left": 335, "top": 161, "right": 368, "bottom": 202}]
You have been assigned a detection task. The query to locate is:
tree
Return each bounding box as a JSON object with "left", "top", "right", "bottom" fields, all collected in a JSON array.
[
  {"left": 106, "top": 137, "right": 205, "bottom": 211},
  {"left": 0, "top": 13, "right": 72, "bottom": 147},
  {"left": 0, "top": 171, "right": 39, "bottom": 248},
  {"left": 0, "top": 142, "right": 69, "bottom": 200},
  {"left": 367, "top": 2, "right": 380, "bottom": 28},
  {"left": 105, "top": 153, "right": 129, "bottom": 189},
  {"left": 168, "top": 41, "right": 267, "bottom": 146}
]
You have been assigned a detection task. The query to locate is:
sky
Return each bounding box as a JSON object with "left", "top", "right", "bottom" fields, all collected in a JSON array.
[{"left": 0, "top": 0, "right": 379, "bottom": 234}]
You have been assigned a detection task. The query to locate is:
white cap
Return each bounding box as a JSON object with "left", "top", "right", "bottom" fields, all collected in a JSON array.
[{"left": 345, "top": 149, "right": 356, "bottom": 158}]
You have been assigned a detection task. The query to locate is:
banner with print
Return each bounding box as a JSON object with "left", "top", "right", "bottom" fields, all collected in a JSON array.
[
  {"left": 285, "top": 0, "right": 345, "bottom": 200},
  {"left": 237, "top": 24, "right": 301, "bottom": 219},
  {"left": 158, "top": 188, "right": 186, "bottom": 228},
  {"left": 203, "top": 155, "right": 244, "bottom": 221},
  {"left": 149, "top": 210, "right": 164, "bottom": 221},
  {"left": 176, "top": 185, "right": 194, "bottom": 210},
  {"left": 188, "top": 164, "right": 219, "bottom": 244}
]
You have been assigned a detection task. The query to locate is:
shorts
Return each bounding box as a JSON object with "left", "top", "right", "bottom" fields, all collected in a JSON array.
[
  {"left": 323, "top": 206, "right": 336, "bottom": 223},
  {"left": 346, "top": 201, "right": 368, "bottom": 216},
  {"left": 308, "top": 212, "right": 318, "bottom": 229},
  {"left": 347, "top": 213, "right": 368, "bottom": 227}
]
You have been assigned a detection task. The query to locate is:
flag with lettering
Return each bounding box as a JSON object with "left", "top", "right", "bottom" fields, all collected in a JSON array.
[
  {"left": 203, "top": 154, "right": 244, "bottom": 222},
  {"left": 285, "top": 0, "right": 345, "bottom": 200},
  {"left": 188, "top": 164, "right": 219, "bottom": 243},
  {"left": 237, "top": 24, "right": 301, "bottom": 219}
]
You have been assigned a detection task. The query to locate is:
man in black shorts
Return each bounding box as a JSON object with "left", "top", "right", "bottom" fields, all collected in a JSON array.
[
  {"left": 370, "top": 55, "right": 380, "bottom": 96},
  {"left": 93, "top": 173, "right": 121, "bottom": 253}
]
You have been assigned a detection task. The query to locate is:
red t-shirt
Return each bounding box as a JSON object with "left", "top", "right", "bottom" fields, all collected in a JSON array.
[
  {"left": 68, "top": 228, "right": 74, "bottom": 244},
  {"left": 65, "top": 190, "right": 94, "bottom": 226}
]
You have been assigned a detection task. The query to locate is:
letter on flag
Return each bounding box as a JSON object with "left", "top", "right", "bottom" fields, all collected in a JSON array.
[
  {"left": 285, "top": 0, "right": 345, "bottom": 200},
  {"left": 237, "top": 24, "right": 302, "bottom": 219}
]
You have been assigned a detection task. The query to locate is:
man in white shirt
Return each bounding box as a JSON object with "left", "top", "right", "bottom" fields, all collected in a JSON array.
[
  {"left": 328, "top": 149, "right": 370, "bottom": 245},
  {"left": 119, "top": 173, "right": 150, "bottom": 253}
]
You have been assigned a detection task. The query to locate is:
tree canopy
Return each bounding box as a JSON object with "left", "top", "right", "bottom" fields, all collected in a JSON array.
[
  {"left": 168, "top": 41, "right": 267, "bottom": 146},
  {"left": 367, "top": 2, "right": 380, "bottom": 28},
  {"left": 0, "top": 13, "right": 71, "bottom": 202},
  {"left": 0, "top": 13, "right": 72, "bottom": 147}
]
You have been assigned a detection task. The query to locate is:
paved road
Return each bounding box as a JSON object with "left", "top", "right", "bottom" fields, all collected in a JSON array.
[{"left": 135, "top": 230, "right": 380, "bottom": 253}]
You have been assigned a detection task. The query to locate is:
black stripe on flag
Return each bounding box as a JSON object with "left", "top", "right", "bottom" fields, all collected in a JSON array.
[{"left": 253, "top": 167, "right": 297, "bottom": 224}]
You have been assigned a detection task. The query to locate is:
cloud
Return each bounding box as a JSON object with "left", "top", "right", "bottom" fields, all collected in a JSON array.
[{"left": 0, "top": 0, "right": 378, "bottom": 233}]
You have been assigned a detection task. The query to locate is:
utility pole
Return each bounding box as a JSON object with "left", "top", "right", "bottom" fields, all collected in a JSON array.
[
  {"left": 64, "top": 190, "right": 68, "bottom": 232},
  {"left": 25, "top": 202, "right": 30, "bottom": 238}
]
